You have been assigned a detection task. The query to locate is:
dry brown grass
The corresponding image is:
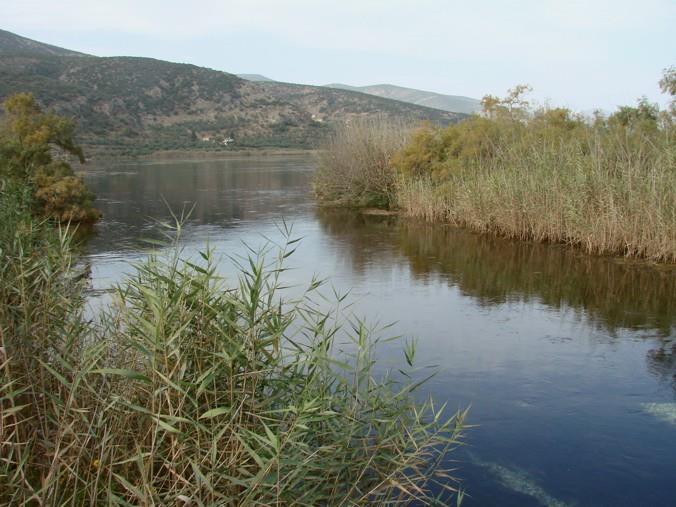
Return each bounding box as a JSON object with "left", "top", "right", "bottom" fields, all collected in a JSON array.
[
  {"left": 396, "top": 125, "right": 676, "bottom": 262},
  {"left": 314, "top": 116, "right": 411, "bottom": 208}
]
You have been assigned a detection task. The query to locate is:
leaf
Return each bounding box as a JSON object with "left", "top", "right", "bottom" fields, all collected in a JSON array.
[
  {"left": 93, "top": 368, "right": 151, "bottom": 383},
  {"left": 156, "top": 417, "right": 181, "bottom": 434},
  {"left": 199, "top": 406, "right": 231, "bottom": 420}
]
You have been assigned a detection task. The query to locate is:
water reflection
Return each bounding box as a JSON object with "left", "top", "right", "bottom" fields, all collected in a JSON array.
[
  {"left": 316, "top": 209, "right": 675, "bottom": 335},
  {"left": 84, "top": 155, "right": 315, "bottom": 253},
  {"left": 316, "top": 209, "right": 676, "bottom": 394},
  {"left": 647, "top": 342, "right": 676, "bottom": 394}
]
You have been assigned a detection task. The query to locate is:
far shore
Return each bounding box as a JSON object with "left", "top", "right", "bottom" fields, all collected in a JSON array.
[{"left": 86, "top": 147, "right": 320, "bottom": 163}]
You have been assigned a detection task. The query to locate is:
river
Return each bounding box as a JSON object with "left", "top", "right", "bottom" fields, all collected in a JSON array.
[{"left": 82, "top": 153, "right": 676, "bottom": 506}]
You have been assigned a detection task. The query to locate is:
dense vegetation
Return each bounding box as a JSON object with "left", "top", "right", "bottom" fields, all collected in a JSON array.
[
  {"left": 0, "top": 93, "right": 99, "bottom": 222},
  {"left": 0, "top": 29, "right": 464, "bottom": 156},
  {"left": 0, "top": 98, "right": 466, "bottom": 503},
  {"left": 314, "top": 116, "right": 411, "bottom": 208},
  {"left": 316, "top": 72, "right": 676, "bottom": 263}
]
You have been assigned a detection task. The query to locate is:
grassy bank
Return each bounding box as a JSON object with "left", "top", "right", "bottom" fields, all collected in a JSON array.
[
  {"left": 0, "top": 184, "right": 466, "bottom": 505},
  {"left": 315, "top": 83, "right": 676, "bottom": 263}
]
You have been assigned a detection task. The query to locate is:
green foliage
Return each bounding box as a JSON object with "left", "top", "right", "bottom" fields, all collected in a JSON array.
[
  {"left": 0, "top": 93, "right": 100, "bottom": 222},
  {"left": 609, "top": 97, "right": 660, "bottom": 130},
  {"left": 394, "top": 117, "right": 511, "bottom": 179},
  {"left": 0, "top": 209, "right": 467, "bottom": 505},
  {"left": 321, "top": 81, "right": 676, "bottom": 262}
]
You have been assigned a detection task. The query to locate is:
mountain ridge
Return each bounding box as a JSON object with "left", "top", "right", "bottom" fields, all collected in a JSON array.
[
  {"left": 0, "top": 30, "right": 465, "bottom": 156},
  {"left": 237, "top": 74, "right": 275, "bottom": 82},
  {"left": 325, "top": 83, "right": 481, "bottom": 114},
  {"left": 0, "top": 28, "right": 87, "bottom": 57}
]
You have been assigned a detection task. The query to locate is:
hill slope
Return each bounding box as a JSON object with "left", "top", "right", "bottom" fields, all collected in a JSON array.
[
  {"left": 325, "top": 83, "right": 481, "bottom": 115},
  {"left": 0, "top": 30, "right": 465, "bottom": 155},
  {"left": 0, "top": 29, "right": 87, "bottom": 57},
  {"left": 237, "top": 74, "right": 275, "bottom": 82}
]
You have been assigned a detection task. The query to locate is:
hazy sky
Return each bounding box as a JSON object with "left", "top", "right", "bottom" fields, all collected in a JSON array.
[{"left": 4, "top": 0, "right": 675, "bottom": 111}]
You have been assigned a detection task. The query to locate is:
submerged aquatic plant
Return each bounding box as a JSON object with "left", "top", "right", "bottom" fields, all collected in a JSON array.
[
  {"left": 467, "top": 452, "right": 570, "bottom": 507},
  {"left": 641, "top": 403, "right": 676, "bottom": 427}
]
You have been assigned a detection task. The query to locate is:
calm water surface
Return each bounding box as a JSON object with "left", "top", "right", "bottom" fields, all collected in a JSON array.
[{"left": 83, "top": 154, "right": 676, "bottom": 507}]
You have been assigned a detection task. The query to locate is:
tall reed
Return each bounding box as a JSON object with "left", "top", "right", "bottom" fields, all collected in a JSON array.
[
  {"left": 396, "top": 122, "right": 675, "bottom": 262},
  {"left": 316, "top": 83, "right": 675, "bottom": 262},
  {"left": 0, "top": 189, "right": 466, "bottom": 505},
  {"left": 314, "top": 116, "right": 411, "bottom": 209}
]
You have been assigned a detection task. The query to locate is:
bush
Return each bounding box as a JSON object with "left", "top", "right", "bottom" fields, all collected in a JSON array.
[{"left": 0, "top": 93, "right": 100, "bottom": 223}]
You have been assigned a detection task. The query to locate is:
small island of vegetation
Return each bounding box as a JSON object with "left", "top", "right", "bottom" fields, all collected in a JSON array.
[{"left": 315, "top": 69, "right": 676, "bottom": 263}]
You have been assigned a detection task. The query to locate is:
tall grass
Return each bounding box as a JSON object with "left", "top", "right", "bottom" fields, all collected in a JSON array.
[
  {"left": 0, "top": 187, "right": 466, "bottom": 505},
  {"left": 396, "top": 122, "right": 676, "bottom": 262},
  {"left": 315, "top": 102, "right": 675, "bottom": 262},
  {"left": 314, "top": 116, "right": 411, "bottom": 209}
]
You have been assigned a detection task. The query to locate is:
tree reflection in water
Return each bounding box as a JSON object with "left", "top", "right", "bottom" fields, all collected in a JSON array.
[{"left": 316, "top": 208, "right": 676, "bottom": 392}]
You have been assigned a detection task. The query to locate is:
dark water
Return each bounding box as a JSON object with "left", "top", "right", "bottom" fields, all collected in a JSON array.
[{"left": 82, "top": 154, "right": 676, "bottom": 507}]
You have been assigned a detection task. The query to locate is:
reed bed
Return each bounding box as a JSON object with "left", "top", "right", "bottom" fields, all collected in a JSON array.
[
  {"left": 314, "top": 116, "right": 411, "bottom": 209},
  {"left": 316, "top": 102, "right": 676, "bottom": 262},
  {"left": 396, "top": 124, "right": 675, "bottom": 262},
  {"left": 0, "top": 186, "right": 466, "bottom": 506}
]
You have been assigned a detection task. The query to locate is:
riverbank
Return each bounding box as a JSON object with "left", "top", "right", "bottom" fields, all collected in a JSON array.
[
  {"left": 70, "top": 155, "right": 676, "bottom": 505},
  {"left": 314, "top": 101, "right": 676, "bottom": 263},
  {"left": 86, "top": 146, "right": 319, "bottom": 163}
]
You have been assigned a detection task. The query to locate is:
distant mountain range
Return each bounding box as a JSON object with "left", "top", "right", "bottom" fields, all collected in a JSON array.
[
  {"left": 236, "top": 74, "right": 275, "bottom": 82},
  {"left": 236, "top": 74, "right": 481, "bottom": 115},
  {"left": 0, "top": 29, "right": 466, "bottom": 156},
  {"left": 325, "top": 83, "right": 481, "bottom": 115}
]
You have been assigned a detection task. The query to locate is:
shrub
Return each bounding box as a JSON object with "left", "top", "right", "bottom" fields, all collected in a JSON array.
[{"left": 0, "top": 93, "right": 100, "bottom": 223}]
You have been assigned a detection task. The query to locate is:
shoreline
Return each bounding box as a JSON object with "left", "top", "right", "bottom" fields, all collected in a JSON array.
[
  {"left": 86, "top": 147, "right": 319, "bottom": 163},
  {"left": 323, "top": 204, "right": 676, "bottom": 268}
]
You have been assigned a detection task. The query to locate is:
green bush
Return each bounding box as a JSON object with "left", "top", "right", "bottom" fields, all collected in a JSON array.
[{"left": 0, "top": 92, "right": 100, "bottom": 223}]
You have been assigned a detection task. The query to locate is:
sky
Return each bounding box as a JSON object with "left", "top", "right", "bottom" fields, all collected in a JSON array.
[{"left": 3, "top": 0, "right": 675, "bottom": 111}]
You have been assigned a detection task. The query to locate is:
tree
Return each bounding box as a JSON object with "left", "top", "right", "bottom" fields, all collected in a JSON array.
[
  {"left": 609, "top": 96, "right": 659, "bottom": 130},
  {"left": 0, "top": 93, "right": 100, "bottom": 223},
  {"left": 659, "top": 66, "right": 675, "bottom": 116},
  {"left": 480, "top": 84, "right": 532, "bottom": 120},
  {"left": 659, "top": 66, "right": 676, "bottom": 97}
]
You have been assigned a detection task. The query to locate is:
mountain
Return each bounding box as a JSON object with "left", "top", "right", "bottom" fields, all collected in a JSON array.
[
  {"left": 237, "top": 74, "right": 275, "bottom": 82},
  {"left": 0, "top": 29, "right": 87, "bottom": 57},
  {"left": 325, "top": 83, "right": 481, "bottom": 115},
  {"left": 0, "top": 30, "right": 466, "bottom": 156}
]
